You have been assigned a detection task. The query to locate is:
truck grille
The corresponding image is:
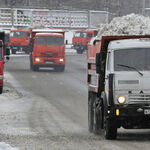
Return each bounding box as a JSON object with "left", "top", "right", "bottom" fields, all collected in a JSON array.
[
  {"left": 128, "top": 93, "right": 150, "bottom": 103},
  {"left": 40, "top": 52, "right": 57, "bottom": 57}
]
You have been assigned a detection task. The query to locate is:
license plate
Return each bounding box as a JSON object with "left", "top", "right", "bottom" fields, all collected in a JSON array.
[
  {"left": 144, "top": 109, "right": 150, "bottom": 115},
  {"left": 45, "top": 61, "right": 53, "bottom": 64}
]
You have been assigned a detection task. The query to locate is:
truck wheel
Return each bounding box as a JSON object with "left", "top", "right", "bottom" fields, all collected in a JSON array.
[
  {"left": 0, "top": 86, "right": 3, "bottom": 94},
  {"left": 30, "top": 58, "right": 34, "bottom": 71},
  {"left": 25, "top": 50, "right": 29, "bottom": 54},
  {"left": 104, "top": 119, "right": 117, "bottom": 140},
  {"left": 33, "top": 66, "right": 39, "bottom": 71},
  {"left": 12, "top": 49, "right": 16, "bottom": 54},
  {"left": 55, "top": 66, "right": 65, "bottom": 72},
  {"left": 30, "top": 63, "right": 33, "bottom": 71},
  {"left": 77, "top": 49, "right": 83, "bottom": 54},
  {"left": 88, "top": 91, "right": 96, "bottom": 132},
  {"left": 93, "top": 100, "right": 103, "bottom": 134}
]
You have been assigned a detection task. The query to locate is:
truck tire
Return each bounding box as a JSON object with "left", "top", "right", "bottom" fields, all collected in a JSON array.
[
  {"left": 33, "top": 66, "right": 39, "bottom": 71},
  {"left": 104, "top": 119, "right": 117, "bottom": 140},
  {"left": 0, "top": 86, "right": 3, "bottom": 94},
  {"left": 55, "top": 66, "right": 65, "bottom": 72},
  {"left": 30, "top": 58, "right": 34, "bottom": 71},
  {"left": 12, "top": 49, "right": 16, "bottom": 54},
  {"left": 77, "top": 49, "right": 83, "bottom": 54},
  {"left": 88, "top": 92, "right": 94, "bottom": 132},
  {"left": 93, "top": 100, "right": 103, "bottom": 134}
]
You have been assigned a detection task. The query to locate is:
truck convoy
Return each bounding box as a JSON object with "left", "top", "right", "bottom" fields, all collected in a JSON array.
[
  {"left": 87, "top": 35, "right": 150, "bottom": 139},
  {"left": 73, "top": 29, "right": 98, "bottom": 54},
  {"left": 30, "top": 29, "right": 65, "bottom": 72},
  {"left": 9, "top": 29, "right": 31, "bottom": 54},
  {"left": 0, "top": 32, "right": 10, "bottom": 94}
]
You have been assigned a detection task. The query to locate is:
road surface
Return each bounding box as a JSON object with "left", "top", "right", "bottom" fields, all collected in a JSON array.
[{"left": 0, "top": 53, "right": 150, "bottom": 150}]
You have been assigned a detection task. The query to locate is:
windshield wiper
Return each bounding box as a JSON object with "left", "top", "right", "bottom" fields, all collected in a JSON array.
[{"left": 117, "top": 64, "right": 143, "bottom": 76}]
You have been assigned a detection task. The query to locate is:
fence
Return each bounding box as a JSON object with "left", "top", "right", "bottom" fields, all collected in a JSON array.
[{"left": 0, "top": 8, "right": 112, "bottom": 29}]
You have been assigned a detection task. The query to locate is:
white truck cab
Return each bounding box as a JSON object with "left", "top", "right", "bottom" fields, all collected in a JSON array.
[{"left": 105, "top": 39, "right": 150, "bottom": 106}]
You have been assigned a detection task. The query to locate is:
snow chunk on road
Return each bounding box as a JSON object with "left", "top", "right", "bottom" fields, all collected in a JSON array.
[
  {"left": 97, "top": 13, "right": 150, "bottom": 37},
  {"left": 0, "top": 142, "right": 19, "bottom": 150}
]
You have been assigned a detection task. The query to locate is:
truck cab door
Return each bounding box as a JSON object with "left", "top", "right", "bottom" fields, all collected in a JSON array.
[{"left": 105, "top": 52, "right": 111, "bottom": 103}]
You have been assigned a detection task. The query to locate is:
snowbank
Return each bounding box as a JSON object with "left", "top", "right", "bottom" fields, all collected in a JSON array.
[
  {"left": 97, "top": 14, "right": 150, "bottom": 37},
  {"left": 0, "top": 142, "right": 19, "bottom": 150}
]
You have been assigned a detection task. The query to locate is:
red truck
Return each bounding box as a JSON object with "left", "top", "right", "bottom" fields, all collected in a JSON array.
[
  {"left": 87, "top": 35, "right": 150, "bottom": 139},
  {"left": 30, "top": 29, "right": 65, "bottom": 72},
  {"left": 0, "top": 32, "right": 10, "bottom": 94},
  {"left": 9, "top": 29, "right": 31, "bottom": 54},
  {"left": 73, "top": 29, "right": 98, "bottom": 54}
]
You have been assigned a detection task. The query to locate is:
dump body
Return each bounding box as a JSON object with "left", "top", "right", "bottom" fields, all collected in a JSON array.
[
  {"left": 87, "top": 35, "right": 150, "bottom": 93},
  {"left": 30, "top": 29, "right": 65, "bottom": 72},
  {"left": 9, "top": 29, "right": 31, "bottom": 54},
  {"left": 73, "top": 30, "right": 98, "bottom": 54},
  {"left": 87, "top": 35, "right": 150, "bottom": 139}
]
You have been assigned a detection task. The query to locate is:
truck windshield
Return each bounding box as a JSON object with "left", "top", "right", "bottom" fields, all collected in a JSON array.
[
  {"left": 10, "top": 32, "right": 26, "bottom": 38},
  {"left": 114, "top": 48, "right": 150, "bottom": 71},
  {"left": 74, "top": 32, "right": 87, "bottom": 38},
  {"left": 35, "top": 36, "right": 64, "bottom": 45}
]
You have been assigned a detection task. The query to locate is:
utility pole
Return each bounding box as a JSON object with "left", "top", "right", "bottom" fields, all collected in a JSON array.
[
  {"left": 117, "top": 0, "right": 120, "bottom": 16},
  {"left": 10, "top": 0, "right": 15, "bottom": 28},
  {"left": 142, "top": 0, "right": 146, "bottom": 16}
]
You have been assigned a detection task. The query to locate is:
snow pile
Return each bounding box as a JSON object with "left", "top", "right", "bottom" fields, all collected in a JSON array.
[
  {"left": 0, "top": 142, "right": 19, "bottom": 150},
  {"left": 97, "top": 14, "right": 150, "bottom": 37}
]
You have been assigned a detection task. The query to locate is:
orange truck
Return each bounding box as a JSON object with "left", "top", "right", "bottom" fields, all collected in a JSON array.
[
  {"left": 72, "top": 29, "right": 98, "bottom": 54},
  {"left": 87, "top": 35, "right": 150, "bottom": 139},
  {"left": 30, "top": 29, "right": 65, "bottom": 71},
  {"left": 0, "top": 32, "right": 10, "bottom": 94},
  {"left": 9, "top": 29, "right": 31, "bottom": 54}
]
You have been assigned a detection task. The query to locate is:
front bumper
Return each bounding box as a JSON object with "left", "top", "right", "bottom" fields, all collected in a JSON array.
[
  {"left": 106, "top": 105, "right": 150, "bottom": 129},
  {"left": 33, "top": 57, "right": 65, "bottom": 66}
]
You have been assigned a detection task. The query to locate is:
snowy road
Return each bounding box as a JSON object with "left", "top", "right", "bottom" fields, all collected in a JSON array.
[{"left": 0, "top": 53, "right": 150, "bottom": 149}]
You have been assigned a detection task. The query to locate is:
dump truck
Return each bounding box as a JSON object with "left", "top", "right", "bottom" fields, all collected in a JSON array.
[
  {"left": 30, "top": 29, "right": 65, "bottom": 72},
  {"left": 73, "top": 29, "right": 98, "bottom": 54},
  {"left": 9, "top": 29, "right": 31, "bottom": 54},
  {"left": 0, "top": 32, "right": 10, "bottom": 94},
  {"left": 87, "top": 35, "right": 150, "bottom": 139}
]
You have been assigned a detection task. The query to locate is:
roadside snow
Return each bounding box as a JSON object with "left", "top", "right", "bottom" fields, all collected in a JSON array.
[
  {"left": 0, "top": 80, "right": 20, "bottom": 150},
  {"left": 0, "top": 79, "right": 22, "bottom": 101},
  {"left": 97, "top": 13, "right": 150, "bottom": 37},
  {"left": 0, "top": 142, "right": 19, "bottom": 150}
]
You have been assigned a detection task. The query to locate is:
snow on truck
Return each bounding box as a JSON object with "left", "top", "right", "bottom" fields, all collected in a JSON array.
[
  {"left": 72, "top": 29, "right": 98, "bottom": 54},
  {"left": 87, "top": 35, "right": 150, "bottom": 139},
  {"left": 0, "top": 32, "right": 10, "bottom": 94},
  {"left": 30, "top": 29, "right": 65, "bottom": 72},
  {"left": 9, "top": 29, "right": 31, "bottom": 54}
]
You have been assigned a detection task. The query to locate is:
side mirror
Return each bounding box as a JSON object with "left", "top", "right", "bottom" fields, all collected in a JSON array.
[
  {"left": 96, "top": 53, "right": 105, "bottom": 74},
  {"left": 0, "top": 41, "right": 2, "bottom": 47},
  {"left": 96, "top": 53, "right": 101, "bottom": 74},
  {"left": 66, "top": 40, "right": 68, "bottom": 45}
]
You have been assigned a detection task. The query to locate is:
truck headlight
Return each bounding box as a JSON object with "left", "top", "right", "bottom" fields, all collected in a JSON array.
[
  {"left": 59, "top": 58, "right": 64, "bottom": 62},
  {"left": 35, "top": 58, "right": 40, "bottom": 62},
  {"left": 117, "top": 96, "right": 126, "bottom": 104}
]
